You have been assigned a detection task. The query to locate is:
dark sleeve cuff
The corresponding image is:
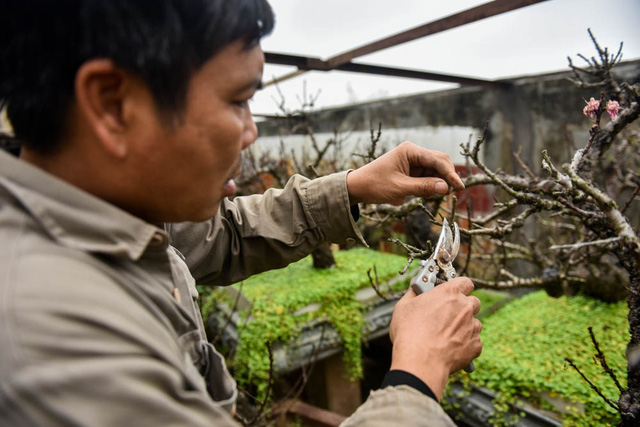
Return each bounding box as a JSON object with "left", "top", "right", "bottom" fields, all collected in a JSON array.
[
  {"left": 350, "top": 204, "right": 360, "bottom": 222},
  {"left": 380, "top": 370, "right": 438, "bottom": 402}
]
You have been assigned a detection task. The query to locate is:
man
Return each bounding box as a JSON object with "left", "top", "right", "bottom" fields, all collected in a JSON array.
[{"left": 0, "top": 1, "right": 482, "bottom": 425}]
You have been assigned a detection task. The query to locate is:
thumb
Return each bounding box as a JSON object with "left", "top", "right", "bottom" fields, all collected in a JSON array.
[{"left": 403, "top": 176, "right": 450, "bottom": 197}]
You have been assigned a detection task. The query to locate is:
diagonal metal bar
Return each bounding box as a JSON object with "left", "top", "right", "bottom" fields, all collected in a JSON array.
[
  {"left": 326, "top": 0, "right": 550, "bottom": 68},
  {"left": 264, "top": 0, "right": 550, "bottom": 86},
  {"left": 264, "top": 52, "right": 510, "bottom": 88},
  {"left": 335, "top": 62, "right": 510, "bottom": 88}
]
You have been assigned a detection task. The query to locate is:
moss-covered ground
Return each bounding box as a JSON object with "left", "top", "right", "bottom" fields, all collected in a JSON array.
[
  {"left": 200, "top": 247, "right": 411, "bottom": 398},
  {"left": 447, "top": 291, "right": 628, "bottom": 426},
  {"left": 200, "top": 250, "right": 629, "bottom": 425}
]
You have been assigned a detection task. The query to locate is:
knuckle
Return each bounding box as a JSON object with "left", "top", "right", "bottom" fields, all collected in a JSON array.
[
  {"left": 419, "top": 179, "right": 432, "bottom": 195},
  {"left": 462, "top": 301, "right": 474, "bottom": 316},
  {"left": 438, "top": 151, "right": 452, "bottom": 163},
  {"left": 433, "top": 153, "right": 448, "bottom": 165},
  {"left": 452, "top": 276, "right": 474, "bottom": 292},
  {"left": 476, "top": 342, "right": 483, "bottom": 357},
  {"left": 472, "top": 295, "right": 482, "bottom": 311},
  {"left": 399, "top": 141, "right": 412, "bottom": 150}
]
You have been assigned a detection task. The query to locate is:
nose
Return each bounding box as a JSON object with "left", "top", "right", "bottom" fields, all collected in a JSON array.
[{"left": 242, "top": 109, "right": 258, "bottom": 150}]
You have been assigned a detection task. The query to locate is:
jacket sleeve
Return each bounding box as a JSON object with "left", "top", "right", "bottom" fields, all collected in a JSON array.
[
  {"left": 167, "top": 172, "right": 366, "bottom": 286},
  {"left": 0, "top": 253, "right": 240, "bottom": 427},
  {"left": 341, "top": 386, "right": 457, "bottom": 427}
]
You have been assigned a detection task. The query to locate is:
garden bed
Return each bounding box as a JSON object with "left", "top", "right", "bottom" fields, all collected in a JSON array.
[
  {"left": 445, "top": 291, "right": 628, "bottom": 426},
  {"left": 200, "top": 249, "right": 628, "bottom": 425},
  {"left": 201, "top": 248, "right": 412, "bottom": 398}
]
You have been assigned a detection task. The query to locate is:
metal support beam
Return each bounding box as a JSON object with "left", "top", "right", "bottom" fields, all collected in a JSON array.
[
  {"left": 326, "top": 0, "right": 550, "bottom": 68},
  {"left": 264, "top": 0, "right": 550, "bottom": 87},
  {"left": 264, "top": 52, "right": 510, "bottom": 89}
]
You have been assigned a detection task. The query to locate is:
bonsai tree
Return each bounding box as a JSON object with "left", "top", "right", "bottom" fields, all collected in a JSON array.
[{"left": 364, "top": 31, "right": 639, "bottom": 424}]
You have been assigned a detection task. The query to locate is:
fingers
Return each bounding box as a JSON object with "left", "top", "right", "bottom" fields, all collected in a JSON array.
[
  {"left": 404, "top": 176, "right": 451, "bottom": 197},
  {"left": 474, "top": 318, "right": 483, "bottom": 335},
  {"left": 403, "top": 282, "right": 418, "bottom": 299},
  {"left": 472, "top": 318, "right": 483, "bottom": 359},
  {"left": 422, "top": 151, "right": 464, "bottom": 192},
  {"left": 446, "top": 276, "right": 475, "bottom": 295},
  {"left": 401, "top": 141, "right": 465, "bottom": 192},
  {"left": 470, "top": 295, "right": 481, "bottom": 316}
]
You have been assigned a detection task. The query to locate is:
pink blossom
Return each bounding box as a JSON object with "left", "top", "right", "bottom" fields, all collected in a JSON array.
[
  {"left": 582, "top": 97, "right": 600, "bottom": 119},
  {"left": 606, "top": 100, "right": 620, "bottom": 121}
]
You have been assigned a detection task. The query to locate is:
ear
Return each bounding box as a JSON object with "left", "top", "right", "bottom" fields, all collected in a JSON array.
[{"left": 74, "top": 59, "right": 134, "bottom": 159}]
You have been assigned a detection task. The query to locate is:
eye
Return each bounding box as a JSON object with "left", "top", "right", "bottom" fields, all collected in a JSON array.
[{"left": 232, "top": 99, "right": 250, "bottom": 109}]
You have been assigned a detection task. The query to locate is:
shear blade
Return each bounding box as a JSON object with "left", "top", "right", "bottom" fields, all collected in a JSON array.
[
  {"left": 436, "top": 218, "right": 460, "bottom": 262},
  {"left": 433, "top": 218, "right": 449, "bottom": 255},
  {"left": 451, "top": 222, "right": 460, "bottom": 260}
]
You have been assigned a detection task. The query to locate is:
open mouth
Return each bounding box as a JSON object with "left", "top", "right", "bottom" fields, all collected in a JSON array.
[
  {"left": 222, "top": 164, "right": 242, "bottom": 196},
  {"left": 223, "top": 178, "right": 237, "bottom": 196}
]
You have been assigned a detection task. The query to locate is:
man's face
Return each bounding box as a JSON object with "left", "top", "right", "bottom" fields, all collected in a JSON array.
[{"left": 127, "top": 40, "right": 263, "bottom": 223}]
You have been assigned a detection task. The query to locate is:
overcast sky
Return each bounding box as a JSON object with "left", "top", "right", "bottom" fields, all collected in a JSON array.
[{"left": 250, "top": 0, "right": 640, "bottom": 117}]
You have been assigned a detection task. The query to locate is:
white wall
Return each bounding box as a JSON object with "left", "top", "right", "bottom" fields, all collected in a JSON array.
[{"left": 252, "top": 125, "right": 483, "bottom": 165}]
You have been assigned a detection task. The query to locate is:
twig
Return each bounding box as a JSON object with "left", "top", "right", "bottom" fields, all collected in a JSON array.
[
  {"left": 513, "top": 148, "right": 536, "bottom": 179},
  {"left": 367, "top": 265, "right": 393, "bottom": 302},
  {"left": 388, "top": 237, "right": 432, "bottom": 275},
  {"left": 245, "top": 342, "right": 276, "bottom": 426},
  {"left": 565, "top": 357, "right": 620, "bottom": 412},
  {"left": 550, "top": 237, "right": 623, "bottom": 251},
  {"left": 212, "top": 283, "right": 245, "bottom": 346},
  {"left": 449, "top": 195, "right": 457, "bottom": 224},
  {"left": 461, "top": 201, "right": 474, "bottom": 276},
  {"left": 566, "top": 165, "right": 638, "bottom": 244},
  {"left": 461, "top": 127, "right": 560, "bottom": 211},
  {"left": 361, "top": 198, "right": 434, "bottom": 224},
  {"left": 471, "top": 270, "right": 585, "bottom": 289},
  {"left": 621, "top": 184, "right": 640, "bottom": 214},
  {"left": 461, "top": 207, "right": 539, "bottom": 238},
  {"left": 268, "top": 326, "right": 327, "bottom": 426},
  {"left": 588, "top": 326, "right": 625, "bottom": 394}
]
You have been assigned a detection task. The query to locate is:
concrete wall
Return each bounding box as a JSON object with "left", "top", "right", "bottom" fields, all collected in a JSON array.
[{"left": 256, "top": 60, "right": 640, "bottom": 173}]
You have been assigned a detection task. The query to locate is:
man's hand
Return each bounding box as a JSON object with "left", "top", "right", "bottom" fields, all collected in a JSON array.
[
  {"left": 388, "top": 278, "right": 482, "bottom": 401},
  {"left": 346, "top": 141, "right": 465, "bottom": 205}
]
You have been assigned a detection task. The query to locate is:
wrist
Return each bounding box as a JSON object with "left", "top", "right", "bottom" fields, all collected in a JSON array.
[
  {"left": 345, "top": 169, "right": 364, "bottom": 205},
  {"left": 389, "top": 342, "right": 449, "bottom": 401},
  {"left": 381, "top": 370, "right": 438, "bottom": 402}
]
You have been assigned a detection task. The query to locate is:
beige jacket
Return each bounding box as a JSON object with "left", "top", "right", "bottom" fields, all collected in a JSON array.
[{"left": 0, "top": 149, "right": 455, "bottom": 426}]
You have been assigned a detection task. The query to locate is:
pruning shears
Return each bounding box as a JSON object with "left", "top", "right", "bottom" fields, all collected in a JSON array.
[{"left": 412, "top": 218, "right": 475, "bottom": 373}]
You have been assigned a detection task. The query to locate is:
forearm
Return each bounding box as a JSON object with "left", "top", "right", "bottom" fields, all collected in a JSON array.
[
  {"left": 168, "top": 172, "right": 366, "bottom": 286},
  {"left": 340, "top": 385, "right": 456, "bottom": 427}
]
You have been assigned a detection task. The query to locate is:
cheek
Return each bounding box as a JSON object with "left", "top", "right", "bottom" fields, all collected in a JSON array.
[{"left": 212, "top": 117, "right": 246, "bottom": 158}]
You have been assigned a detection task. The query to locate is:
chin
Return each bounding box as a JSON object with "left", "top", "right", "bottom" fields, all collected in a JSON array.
[{"left": 189, "top": 202, "right": 222, "bottom": 223}]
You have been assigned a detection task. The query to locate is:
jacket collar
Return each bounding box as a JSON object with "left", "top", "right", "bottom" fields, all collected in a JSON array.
[{"left": 0, "top": 149, "right": 164, "bottom": 261}]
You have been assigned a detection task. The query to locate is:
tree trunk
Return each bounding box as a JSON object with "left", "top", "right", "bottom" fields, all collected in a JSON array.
[
  {"left": 311, "top": 242, "right": 336, "bottom": 269},
  {"left": 619, "top": 252, "right": 640, "bottom": 425}
]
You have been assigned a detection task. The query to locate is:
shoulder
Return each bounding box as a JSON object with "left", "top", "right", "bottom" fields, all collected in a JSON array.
[{"left": 0, "top": 216, "right": 180, "bottom": 373}]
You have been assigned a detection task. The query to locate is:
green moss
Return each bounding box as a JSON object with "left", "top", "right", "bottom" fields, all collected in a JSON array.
[
  {"left": 203, "top": 248, "right": 410, "bottom": 399},
  {"left": 449, "top": 291, "right": 628, "bottom": 426}
]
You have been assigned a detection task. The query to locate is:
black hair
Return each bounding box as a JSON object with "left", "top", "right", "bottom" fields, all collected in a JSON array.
[{"left": 0, "top": 0, "right": 274, "bottom": 153}]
